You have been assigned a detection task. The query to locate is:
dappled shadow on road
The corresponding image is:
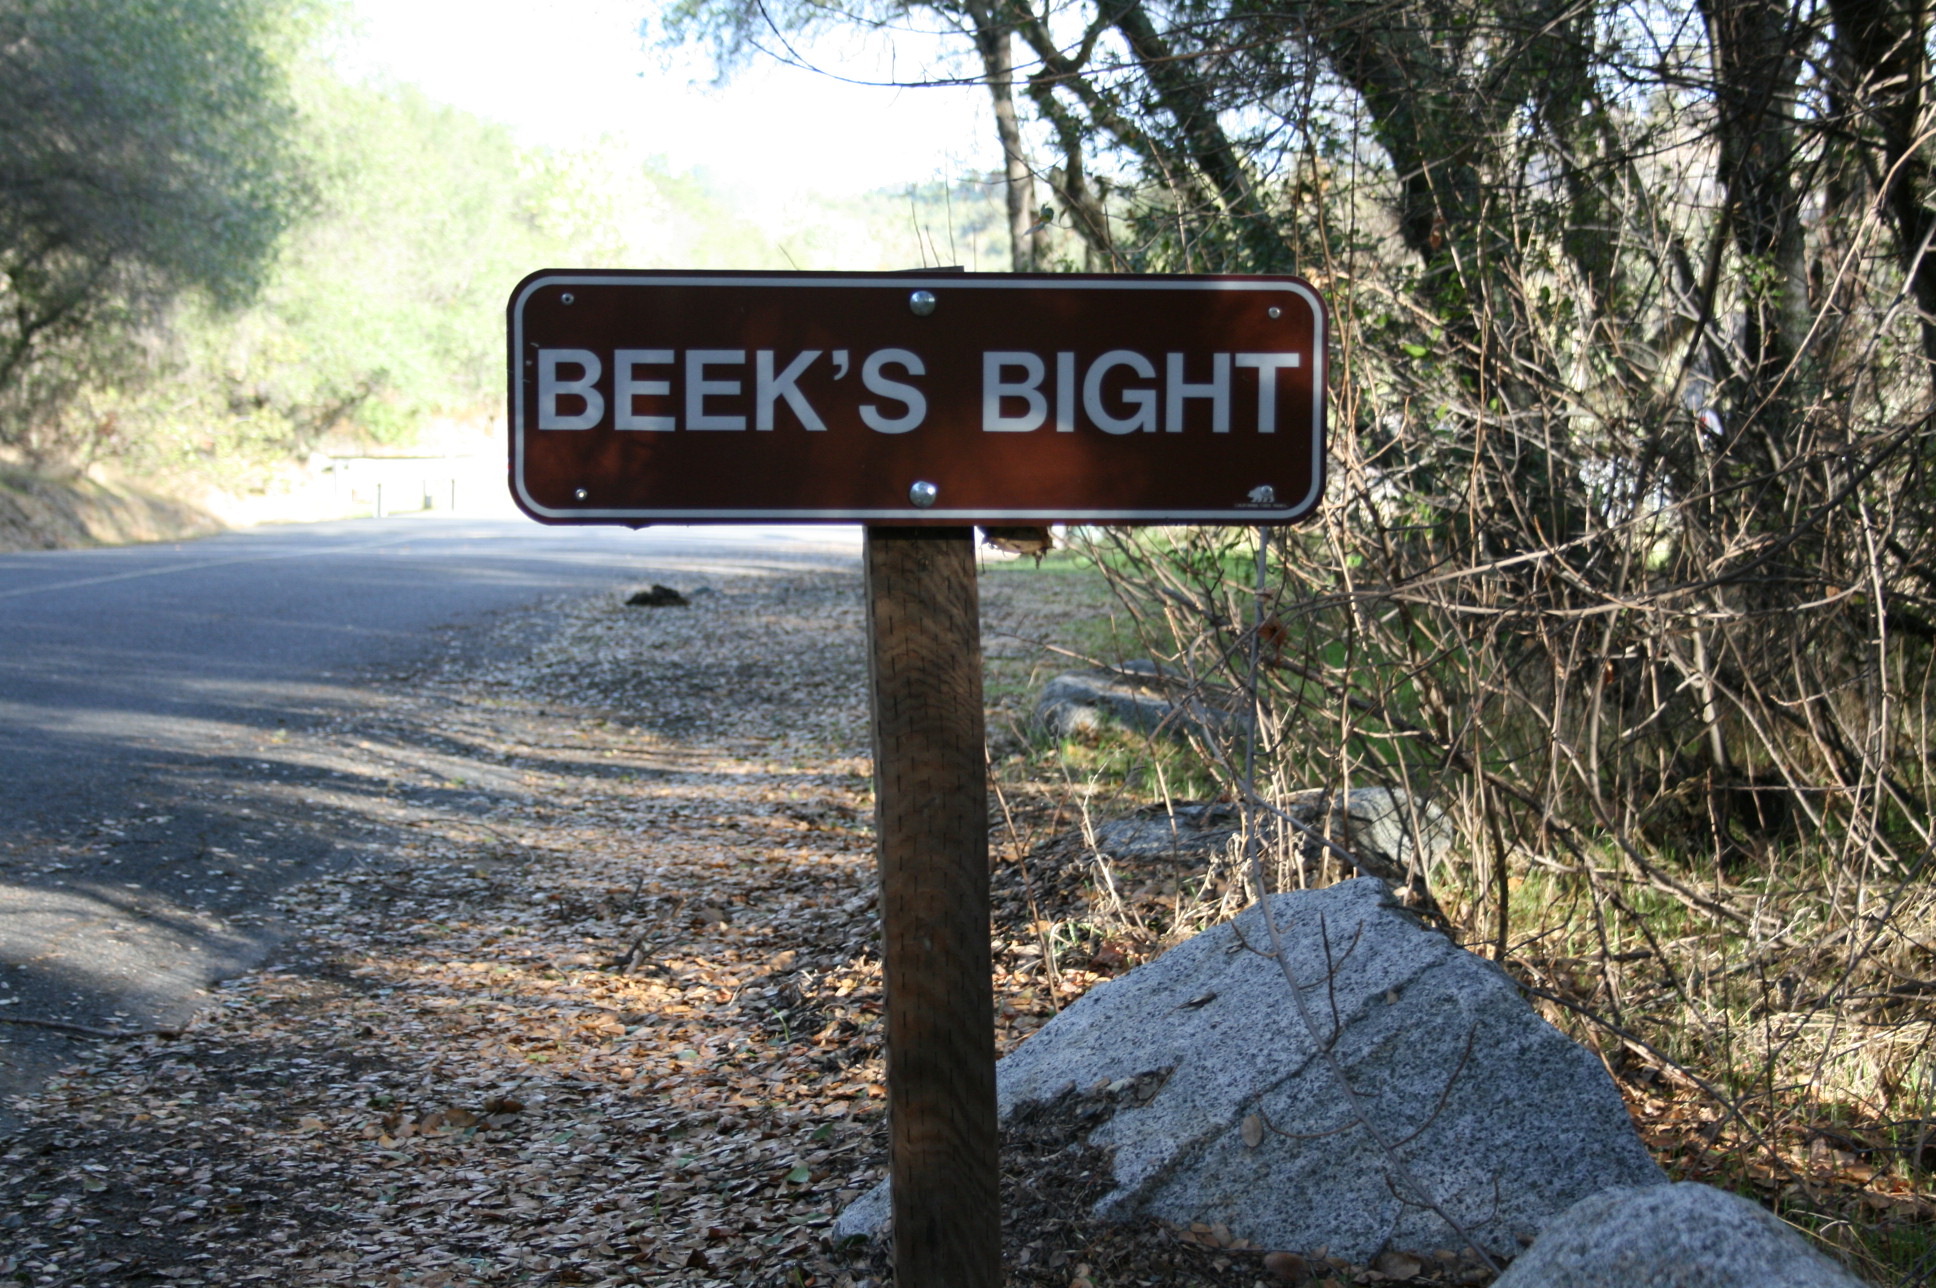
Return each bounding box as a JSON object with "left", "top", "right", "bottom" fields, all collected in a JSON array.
[
  {"left": 0, "top": 558, "right": 1291, "bottom": 1288},
  {"left": 0, "top": 565, "right": 900, "bottom": 1286},
  {"left": 0, "top": 878, "right": 257, "bottom": 999},
  {"left": 0, "top": 570, "right": 870, "bottom": 1120}
]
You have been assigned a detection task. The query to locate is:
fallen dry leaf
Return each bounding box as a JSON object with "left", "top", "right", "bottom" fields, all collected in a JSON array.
[
  {"left": 1264, "top": 1249, "right": 1311, "bottom": 1280},
  {"left": 1374, "top": 1248, "right": 1425, "bottom": 1280}
]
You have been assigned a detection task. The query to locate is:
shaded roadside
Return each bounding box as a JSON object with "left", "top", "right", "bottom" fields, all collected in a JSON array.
[
  {"left": 0, "top": 521, "right": 865, "bottom": 1134},
  {"left": 0, "top": 556, "right": 1294, "bottom": 1288},
  {"left": 0, "top": 569, "right": 907, "bottom": 1287}
]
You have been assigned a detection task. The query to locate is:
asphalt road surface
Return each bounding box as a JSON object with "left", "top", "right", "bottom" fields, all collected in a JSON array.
[{"left": 0, "top": 515, "right": 862, "bottom": 1128}]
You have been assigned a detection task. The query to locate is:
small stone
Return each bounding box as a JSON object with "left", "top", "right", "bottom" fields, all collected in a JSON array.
[
  {"left": 1036, "top": 665, "right": 1194, "bottom": 739},
  {"left": 1072, "top": 788, "right": 1454, "bottom": 881},
  {"left": 1492, "top": 1183, "right": 1867, "bottom": 1287}
]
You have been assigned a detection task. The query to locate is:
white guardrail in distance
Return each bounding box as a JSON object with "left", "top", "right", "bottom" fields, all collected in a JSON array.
[{"left": 325, "top": 456, "right": 468, "bottom": 518}]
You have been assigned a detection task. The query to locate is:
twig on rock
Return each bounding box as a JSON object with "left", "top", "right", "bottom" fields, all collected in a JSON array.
[{"left": 1236, "top": 525, "right": 1503, "bottom": 1275}]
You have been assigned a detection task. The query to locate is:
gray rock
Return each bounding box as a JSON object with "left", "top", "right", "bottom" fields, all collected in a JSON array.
[
  {"left": 1088, "top": 800, "right": 1243, "bottom": 860},
  {"left": 831, "top": 1180, "right": 892, "bottom": 1243},
  {"left": 836, "top": 877, "right": 1662, "bottom": 1259},
  {"left": 1036, "top": 665, "right": 1182, "bottom": 739},
  {"left": 1492, "top": 1183, "right": 1867, "bottom": 1287},
  {"left": 1324, "top": 786, "right": 1457, "bottom": 876},
  {"left": 1089, "top": 789, "right": 1454, "bottom": 879},
  {"left": 1035, "top": 663, "right": 1240, "bottom": 742}
]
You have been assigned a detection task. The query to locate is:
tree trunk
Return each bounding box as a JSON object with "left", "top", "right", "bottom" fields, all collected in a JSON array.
[
  {"left": 1106, "top": 0, "right": 1292, "bottom": 271},
  {"left": 1698, "top": 0, "right": 1811, "bottom": 457},
  {"left": 967, "top": 4, "right": 1037, "bottom": 272},
  {"left": 1827, "top": 0, "right": 1936, "bottom": 378}
]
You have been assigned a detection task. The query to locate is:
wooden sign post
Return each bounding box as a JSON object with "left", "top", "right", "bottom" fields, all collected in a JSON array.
[
  {"left": 506, "top": 268, "right": 1327, "bottom": 1286},
  {"left": 864, "top": 527, "right": 1001, "bottom": 1288}
]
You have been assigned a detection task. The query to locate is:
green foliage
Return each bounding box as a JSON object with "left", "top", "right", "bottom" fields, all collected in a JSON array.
[
  {"left": 50, "top": 72, "right": 576, "bottom": 475},
  {"left": 17, "top": 27, "right": 1010, "bottom": 480},
  {"left": 48, "top": 84, "right": 790, "bottom": 476},
  {"left": 0, "top": 0, "right": 315, "bottom": 448},
  {"left": 179, "top": 76, "right": 581, "bottom": 451}
]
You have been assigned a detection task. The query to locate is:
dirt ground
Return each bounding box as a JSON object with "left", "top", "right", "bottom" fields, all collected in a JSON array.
[
  {"left": 0, "top": 468, "right": 224, "bottom": 553},
  {"left": 2, "top": 558, "right": 1871, "bottom": 1288},
  {"left": 0, "top": 561, "right": 1321, "bottom": 1288}
]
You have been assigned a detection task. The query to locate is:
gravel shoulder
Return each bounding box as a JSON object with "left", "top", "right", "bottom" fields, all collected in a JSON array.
[{"left": 0, "top": 559, "right": 1203, "bottom": 1288}]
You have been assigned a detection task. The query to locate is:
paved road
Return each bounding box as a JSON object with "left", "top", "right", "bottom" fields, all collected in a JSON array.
[{"left": 0, "top": 516, "right": 861, "bottom": 1126}]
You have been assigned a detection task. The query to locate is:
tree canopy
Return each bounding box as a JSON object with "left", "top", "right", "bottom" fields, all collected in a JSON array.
[
  {"left": 0, "top": 2, "right": 1000, "bottom": 470},
  {"left": 0, "top": 0, "right": 315, "bottom": 434}
]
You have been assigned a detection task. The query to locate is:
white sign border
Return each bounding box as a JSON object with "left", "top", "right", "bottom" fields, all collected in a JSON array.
[{"left": 509, "top": 271, "right": 1327, "bottom": 524}]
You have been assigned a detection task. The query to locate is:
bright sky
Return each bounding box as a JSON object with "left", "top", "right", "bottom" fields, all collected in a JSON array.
[{"left": 343, "top": 0, "right": 997, "bottom": 199}]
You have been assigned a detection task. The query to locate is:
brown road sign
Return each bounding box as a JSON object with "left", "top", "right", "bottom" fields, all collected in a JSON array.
[{"left": 508, "top": 269, "right": 1326, "bottom": 524}]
